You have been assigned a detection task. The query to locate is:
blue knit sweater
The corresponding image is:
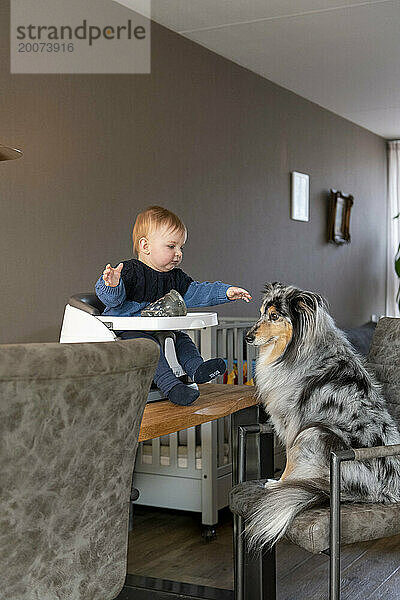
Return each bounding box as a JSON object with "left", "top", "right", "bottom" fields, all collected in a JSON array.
[{"left": 95, "top": 263, "right": 232, "bottom": 317}]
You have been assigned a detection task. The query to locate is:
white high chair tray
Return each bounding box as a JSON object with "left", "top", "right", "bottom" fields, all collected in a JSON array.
[{"left": 96, "top": 312, "right": 218, "bottom": 331}]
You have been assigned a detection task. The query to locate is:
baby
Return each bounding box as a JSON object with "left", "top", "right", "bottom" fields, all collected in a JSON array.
[{"left": 95, "top": 206, "right": 252, "bottom": 406}]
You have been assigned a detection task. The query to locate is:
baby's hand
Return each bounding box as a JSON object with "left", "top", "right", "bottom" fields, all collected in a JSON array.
[
  {"left": 103, "top": 263, "right": 123, "bottom": 287},
  {"left": 226, "top": 287, "right": 252, "bottom": 303}
]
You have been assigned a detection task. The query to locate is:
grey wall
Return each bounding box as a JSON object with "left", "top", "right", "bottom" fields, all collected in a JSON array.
[{"left": 0, "top": 5, "right": 387, "bottom": 343}]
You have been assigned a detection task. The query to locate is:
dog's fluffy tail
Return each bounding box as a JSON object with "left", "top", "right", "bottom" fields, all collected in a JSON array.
[{"left": 245, "top": 478, "right": 329, "bottom": 551}]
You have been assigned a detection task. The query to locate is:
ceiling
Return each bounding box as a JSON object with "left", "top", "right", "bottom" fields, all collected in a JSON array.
[{"left": 147, "top": 0, "right": 400, "bottom": 139}]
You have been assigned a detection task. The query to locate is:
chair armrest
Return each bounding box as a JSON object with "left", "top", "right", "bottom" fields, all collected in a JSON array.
[
  {"left": 329, "top": 441, "right": 400, "bottom": 598},
  {"left": 237, "top": 423, "right": 275, "bottom": 484},
  {"left": 351, "top": 443, "right": 400, "bottom": 461},
  {"left": 332, "top": 442, "right": 400, "bottom": 466},
  {"left": 330, "top": 443, "right": 400, "bottom": 539}
]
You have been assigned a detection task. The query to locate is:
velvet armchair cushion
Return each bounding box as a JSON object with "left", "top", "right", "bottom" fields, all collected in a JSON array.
[
  {"left": 230, "top": 481, "right": 400, "bottom": 553},
  {"left": 0, "top": 338, "right": 159, "bottom": 600}
]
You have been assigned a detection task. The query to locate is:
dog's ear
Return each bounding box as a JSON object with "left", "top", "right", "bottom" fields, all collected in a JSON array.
[
  {"left": 291, "top": 290, "right": 328, "bottom": 316},
  {"left": 316, "top": 293, "right": 328, "bottom": 311},
  {"left": 311, "top": 292, "right": 329, "bottom": 311},
  {"left": 263, "top": 282, "right": 283, "bottom": 295}
]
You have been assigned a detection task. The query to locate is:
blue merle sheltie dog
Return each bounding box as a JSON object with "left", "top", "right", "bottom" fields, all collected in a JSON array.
[{"left": 244, "top": 282, "right": 400, "bottom": 550}]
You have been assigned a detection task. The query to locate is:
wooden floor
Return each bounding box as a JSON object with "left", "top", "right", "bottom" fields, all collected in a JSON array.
[{"left": 128, "top": 506, "right": 400, "bottom": 600}]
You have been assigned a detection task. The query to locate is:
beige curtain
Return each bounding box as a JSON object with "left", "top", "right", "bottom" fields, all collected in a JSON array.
[{"left": 387, "top": 141, "right": 400, "bottom": 317}]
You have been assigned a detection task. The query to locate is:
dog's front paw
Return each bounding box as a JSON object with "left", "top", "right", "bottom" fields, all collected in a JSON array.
[{"left": 263, "top": 478, "right": 279, "bottom": 487}]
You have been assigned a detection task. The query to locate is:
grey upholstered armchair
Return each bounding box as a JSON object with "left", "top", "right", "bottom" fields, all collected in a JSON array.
[
  {"left": 0, "top": 338, "right": 159, "bottom": 600},
  {"left": 229, "top": 317, "right": 400, "bottom": 600}
]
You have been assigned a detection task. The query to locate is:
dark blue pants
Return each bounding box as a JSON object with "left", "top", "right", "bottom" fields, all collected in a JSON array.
[{"left": 119, "top": 330, "right": 203, "bottom": 394}]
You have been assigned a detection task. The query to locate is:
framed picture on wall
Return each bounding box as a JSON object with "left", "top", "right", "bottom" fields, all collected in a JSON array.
[
  {"left": 328, "top": 189, "right": 353, "bottom": 244},
  {"left": 291, "top": 171, "right": 310, "bottom": 222}
]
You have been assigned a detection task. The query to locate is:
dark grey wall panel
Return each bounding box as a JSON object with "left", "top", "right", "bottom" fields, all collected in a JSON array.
[{"left": 0, "top": 8, "right": 386, "bottom": 342}]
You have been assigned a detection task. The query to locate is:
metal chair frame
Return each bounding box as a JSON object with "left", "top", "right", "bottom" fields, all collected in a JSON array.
[
  {"left": 330, "top": 444, "right": 400, "bottom": 600},
  {"left": 235, "top": 423, "right": 276, "bottom": 600},
  {"left": 236, "top": 426, "right": 400, "bottom": 600}
]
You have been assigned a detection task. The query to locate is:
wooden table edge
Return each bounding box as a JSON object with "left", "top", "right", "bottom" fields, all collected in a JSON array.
[{"left": 139, "top": 384, "right": 259, "bottom": 442}]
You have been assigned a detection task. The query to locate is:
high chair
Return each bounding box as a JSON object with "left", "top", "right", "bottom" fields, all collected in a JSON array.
[{"left": 60, "top": 293, "right": 218, "bottom": 401}]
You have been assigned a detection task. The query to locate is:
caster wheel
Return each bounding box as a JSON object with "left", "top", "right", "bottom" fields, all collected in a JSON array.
[{"left": 201, "top": 525, "right": 217, "bottom": 542}]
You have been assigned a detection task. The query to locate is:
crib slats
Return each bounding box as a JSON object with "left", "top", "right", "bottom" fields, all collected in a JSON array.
[
  {"left": 200, "top": 420, "right": 218, "bottom": 525},
  {"left": 236, "top": 328, "right": 244, "bottom": 385},
  {"left": 152, "top": 436, "right": 160, "bottom": 467},
  {"left": 216, "top": 328, "right": 225, "bottom": 383},
  {"left": 218, "top": 418, "right": 225, "bottom": 467},
  {"left": 136, "top": 442, "right": 143, "bottom": 464},
  {"left": 227, "top": 328, "right": 234, "bottom": 375},
  {"left": 226, "top": 416, "right": 232, "bottom": 463},
  {"left": 169, "top": 432, "right": 178, "bottom": 468},
  {"left": 199, "top": 326, "right": 216, "bottom": 361},
  {"left": 246, "top": 342, "right": 256, "bottom": 382},
  {"left": 187, "top": 426, "right": 196, "bottom": 471}
]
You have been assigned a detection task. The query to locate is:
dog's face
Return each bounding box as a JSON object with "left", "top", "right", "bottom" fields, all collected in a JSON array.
[
  {"left": 245, "top": 290, "right": 293, "bottom": 363},
  {"left": 246, "top": 282, "right": 327, "bottom": 364}
]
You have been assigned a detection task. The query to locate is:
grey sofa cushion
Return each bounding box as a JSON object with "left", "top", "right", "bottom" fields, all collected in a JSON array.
[
  {"left": 366, "top": 317, "right": 400, "bottom": 424},
  {"left": 229, "top": 481, "right": 400, "bottom": 553},
  {"left": 342, "top": 321, "right": 376, "bottom": 356},
  {"left": 0, "top": 338, "right": 159, "bottom": 600}
]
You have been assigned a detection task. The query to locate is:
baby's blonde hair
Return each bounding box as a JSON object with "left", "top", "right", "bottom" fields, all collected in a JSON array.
[{"left": 132, "top": 206, "right": 186, "bottom": 256}]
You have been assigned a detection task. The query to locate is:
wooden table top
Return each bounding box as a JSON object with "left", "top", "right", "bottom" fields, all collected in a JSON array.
[{"left": 139, "top": 384, "right": 258, "bottom": 441}]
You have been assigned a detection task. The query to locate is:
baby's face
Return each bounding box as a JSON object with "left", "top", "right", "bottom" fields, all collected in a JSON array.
[{"left": 145, "top": 226, "right": 186, "bottom": 272}]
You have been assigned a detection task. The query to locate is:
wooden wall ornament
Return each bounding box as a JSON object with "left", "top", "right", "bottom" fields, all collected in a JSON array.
[
  {"left": 328, "top": 189, "right": 353, "bottom": 244},
  {"left": 0, "top": 144, "right": 22, "bottom": 161}
]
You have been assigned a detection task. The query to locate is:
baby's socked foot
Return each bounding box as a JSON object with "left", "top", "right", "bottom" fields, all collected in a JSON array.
[
  {"left": 193, "top": 358, "right": 226, "bottom": 384},
  {"left": 167, "top": 383, "right": 200, "bottom": 406}
]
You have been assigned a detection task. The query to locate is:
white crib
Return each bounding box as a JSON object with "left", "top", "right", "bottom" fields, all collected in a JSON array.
[{"left": 133, "top": 317, "right": 286, "bottom": 537}]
